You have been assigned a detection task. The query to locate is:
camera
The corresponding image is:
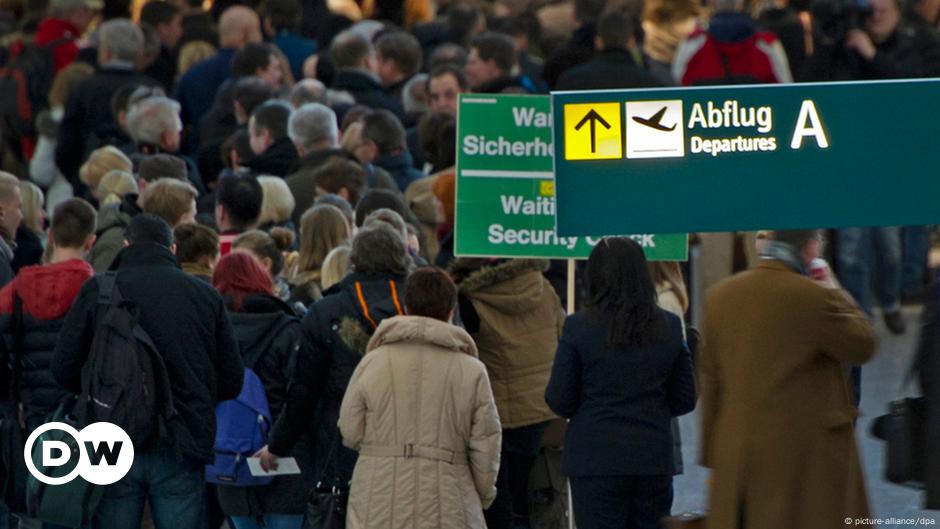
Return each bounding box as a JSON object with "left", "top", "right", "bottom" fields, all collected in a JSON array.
[{"left": 810, "top": 0, "right": 873, "bottom": 44}]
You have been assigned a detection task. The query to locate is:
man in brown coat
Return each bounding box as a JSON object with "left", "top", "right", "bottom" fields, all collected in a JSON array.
[{"left": 700, "top": 229, "right": 877, "bottom": 529}]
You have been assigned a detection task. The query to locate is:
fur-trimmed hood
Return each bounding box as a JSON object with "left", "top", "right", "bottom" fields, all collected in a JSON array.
[
  {"left": 366, "top": 315, "right": 478, "bottom": 357},
  {"left": 452, "top": 259, "right": 552, "bottom": 316}
]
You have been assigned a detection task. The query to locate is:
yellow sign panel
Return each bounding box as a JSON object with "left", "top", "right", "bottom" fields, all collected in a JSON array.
[{"left": 563, "top": 102, "right": 622, "bottom": 160}]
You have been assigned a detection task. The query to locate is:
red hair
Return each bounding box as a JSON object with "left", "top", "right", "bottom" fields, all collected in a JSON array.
[{"left": 212, "top": 251, "right": 275, "bottom": 310}]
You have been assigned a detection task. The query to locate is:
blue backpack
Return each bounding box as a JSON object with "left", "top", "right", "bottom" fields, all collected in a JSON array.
[{"left": 205, "top": 366, "right": 274, "bottom": 487}]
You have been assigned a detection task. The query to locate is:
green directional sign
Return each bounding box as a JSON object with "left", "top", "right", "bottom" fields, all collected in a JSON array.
[
  {"left": 551, "top": 79, "right": 940, "bottom": 236},
  {"left": 456, "top": 94, "right": 687, "bottom": 260}
]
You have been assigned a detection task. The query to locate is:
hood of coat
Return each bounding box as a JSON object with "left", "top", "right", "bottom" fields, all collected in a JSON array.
[
  {"left": 367, "top": 315, "right": 478, "bottom": 358},
  {"left": 225, "top": 293, "right": 298, "bottom": 367},
  {"left": 96, "top": 194, "right": 140, "bottom": 235},
  {"left": 453, "top": 259, "right": 551, "bottom": 315},
  {"left": 1, "top": 259, "right": 94, "bottom": 320}
]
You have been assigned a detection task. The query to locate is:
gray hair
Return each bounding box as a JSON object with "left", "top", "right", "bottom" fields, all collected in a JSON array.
[
  {"left": 99, "top": 19, "right": 145, "bottom": 63},
  {"left": 350, "top": 224, "right": 413, "bottom": 277},
  {"left": 288, "top": 103, "right": 339, "bottom": 152},
  {"left": 362, "top": 208, "right": 408, "bottom": 243},
  {"left": 127, "top": 96, "right": 182, "bottom": 145},
  {"left": 289, "top": 79, "right": 327, "bottom": 108},
  {"left": 402, "top": 73, "right": 429, "bottom": 116}
]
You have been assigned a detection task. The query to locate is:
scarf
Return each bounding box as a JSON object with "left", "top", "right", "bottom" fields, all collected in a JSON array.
[{"left": 760, "top": 240, "right": 807, "bottom": 275}]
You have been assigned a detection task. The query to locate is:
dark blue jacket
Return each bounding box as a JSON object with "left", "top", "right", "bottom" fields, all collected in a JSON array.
[
  {"left": 545, "top": 309, "right": 695, "bottom": 476},
  {"left": 375, "top": 150, "right": 424, "bottom": 192},
  {"left": 175, "top": 47, "right": 237, "bottom": 134}
]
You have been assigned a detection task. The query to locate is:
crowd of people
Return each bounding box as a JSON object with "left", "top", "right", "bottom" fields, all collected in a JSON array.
[{"left": 0, "top": 0, "right": 936, "bottom": 526}]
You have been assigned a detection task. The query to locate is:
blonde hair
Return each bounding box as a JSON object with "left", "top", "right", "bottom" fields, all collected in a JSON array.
[
  {"left": 97, "top": 170, "right": 139, "bottom": 207},
  {"left": 294, "top": 204, "right": 349, "bottom": 277},
  {"left": 341, "top": 120, "right": 364, "bottom": 153},
  {"left": 177, "top": 41, "right": 217, "bottom": 78},
  {"left": 48, "top": 62, "right": 95, "bottom": 109},
  {"left": 141, "top": 179, "right": 199, "bottom": 227},
  {"left": 257, "top": 176, "right": 296, "bottom": 227},
  {"left": 648, "top": 261, "right": 689, "bottom": 313},
  {"left": 320, "top": 244, "right": 351, "bottom": 290},
  {"left": 17, "top": 181, "right": 44, "bottom": 235},
  {"left": 0, "top": 172, "right": 19, "bottom": 240},
  {"left": 80, "top": 146, "right": 133, "bottom": 190}
]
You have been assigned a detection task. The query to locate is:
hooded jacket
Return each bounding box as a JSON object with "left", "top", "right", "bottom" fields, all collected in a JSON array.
[
  {"left": 0, "top": 259, "right": 93, "bottom": 429},
  {"left": 87, "top": 194, "right": 141, "bottom": 272},
  {"left": 452, "top": 259, "right": 564, "bottom": 429},
  {"left": 34, "top": 17, "right": 80, "bottom": 72},
  {"left": 244, "top": 137, "right": 300, "bottom": 178},
  {"left": 339, "top": 316, "right": 501, "bottom": 529},
  {"left": 268, "top": 271, "right": 407, "bottom": 484}
]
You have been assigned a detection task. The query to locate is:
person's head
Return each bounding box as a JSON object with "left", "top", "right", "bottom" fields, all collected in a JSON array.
[
  {"left": 48, "top": 0, "right": 101, "bottom": 33},
  {"left": 124, "top": 213, "right": 174, "bottom": 248},
  {"left": 288, "top": 103, "right": 339, "bottom": 154},
  {"left": 314, "top": 194, "right": 356, "bottom": 233},
  {"left": 141, "top": 178, "right": 198, "bottom": 227},
  {"left": 232, "top": 76, "right": 274, "bottom": 124},
  {"left": 48, "top": 62, "right": 95, "bottom": 109},
  {"left": 216, "top": 173, "right": 263, "bottom": 232},
  {"left": 466, "top": 32, "right": 516, "bottom": 89},
  {"left": 867, "top": 0, "right": 902, "bottom": 43},
  {"left": 585, "top": 237, "right": 664, "bottom": 347},
  {"left": 218, "top": 5, "right": 263, "bottom": 48},
  {"left": 647, "top": 261, "right": 688, "bottom": 313},
  {"left": 289, "top": 79, "right": 327, "bottom": 108},
  {"left": 126, "top": 96, "right": 183, "bottom": 152},
  {"left": 419, "top": 112, "right": 457, "bottom": 171},
  {"left": 446, "top": 3, "right": 486, "bottom": 45},
  {"left": 769, "top": 229, "right": 824, "bottom": 267},
  {"left": 0, "top": 173, "right": 21, "bottom": 240},
  {"left": 213, "top": 250, "right": 275, "bottom": 309},
  {"left": 97, "top": 18, "right": 144, "bottom": 66},
  {"left": 595, "top": 8, "right": 637, "bottom": 51},
  {"left": 329, "top": 30, "right": 376, "bottom": 73},
  {"left": 349, "top": 223, "right": 411, "bottom": 276},
  {"left": 320, "top": 244, "right": 351, "bottom": 290},
  {"left": 431, "top": 171, "right": 455, "bottom": 226},
  {"left": 257, "top": 175, "right": 295, "bottom": 226},
  {"left": 96, "top": 169, "right": 138, "bottom": 205},
  {"left": 711, "top": 0, "right": 745, "bottom": 13},
  {"left": 49, "top": 198, "right": 97, "bottom": 254},
  {"left": 359, "top": 109, "right": 406, "bottom": 162},
  {"left": 375, "top": 31, "right": 423, "bottom": 87},
  {"left": 402, "top": 73, "right": 429, "bottom": 116},
  {"left": 908, "top": 0, "right": 940, "bottom": 25},
  {"left": 249, "top": 100, "right": 292, "bottom": 155},
  {"left": 17, "top": 181, "right": 45, "bottom": 235},
  {"left": 80, "top": 146, "right": 133, "bottom": 191},
  {"left": 354, "top": 188, "right": 408, "bottom": 227},
  {"left": 428, "top": 43, "right": 469, "bottom": 71},
  {"left": 232, "top": 42, "right": 282, "bottom": 87},
  {"left": 232, "top": 228, "right": 293, "bottom": 276},
  {"left": 137, "top": 153, "right": 188, "bottom": 193},
  {"left": 295, "top": 203, "right": 349, "bottom": 274},
  {"left": 174, "top": 222, "right": 219, "bottom": 269},
  {"left": 311, "top": 157, "right": 366, "bottom": 206},
  {"left": 428, "top": 65, "right": 467, "bottom": 115},
  {"left": 113, "top": 84, "right": 165, "bottom": 135},
  {"left": 363, "top": 207, "right": 407, "bottom": 243},
  {"left": 404, "top": 267, "right": 457, "bottom": 321},
  {"left": 178, "top": 41, "right": 217, "bottom": 76},
  {"left": 140, "top": 0, "right": 183, "bottom": 49},
  {"left": 575, "top": 0, "right": 608, "bottom": 24},
  {"left": 223, "top": 129, "right": 254, "bottom": 169},
  {"left": 262, "top": 0, "right": 300, "bottom": 35}
]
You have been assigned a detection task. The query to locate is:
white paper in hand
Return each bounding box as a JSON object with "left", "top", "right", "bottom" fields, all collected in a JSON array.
[{"left": 247, "top": 457, "right": 301, "bottom": 477}]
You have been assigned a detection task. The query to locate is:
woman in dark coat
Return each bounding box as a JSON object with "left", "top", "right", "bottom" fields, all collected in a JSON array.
[
  {"left": 545, "top": 237, "right": 696, "bottom": 529},
  {"left": 212, "top": 252, "right": 308, "bottom": 529}
]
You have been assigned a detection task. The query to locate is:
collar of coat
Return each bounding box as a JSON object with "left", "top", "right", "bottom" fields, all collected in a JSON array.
[
  {"left": 366, "top": 315, "right": 478, "bottom": 358},
  {"left": 451, "top": 258, "right": 549, "bottom": 293}
]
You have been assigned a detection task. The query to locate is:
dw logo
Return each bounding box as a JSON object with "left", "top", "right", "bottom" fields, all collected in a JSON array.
[{"left": 24, "top": 422, "right": 134, "bottom": 485}]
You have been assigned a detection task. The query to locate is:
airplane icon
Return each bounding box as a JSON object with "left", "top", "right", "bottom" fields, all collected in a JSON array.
[{"left": 632, "top": 106, "right": 676, "bottom": 132}]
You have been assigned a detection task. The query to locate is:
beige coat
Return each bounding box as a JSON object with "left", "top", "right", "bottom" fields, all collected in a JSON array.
[
  {"left": 338, "top": 316, "right": 502, "bottom": 529},
  {"left": 700, "top": 260, "right": 876, "bottom": 529}
]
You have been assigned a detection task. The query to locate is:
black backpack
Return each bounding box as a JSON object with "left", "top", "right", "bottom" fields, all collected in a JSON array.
[
  {"left": 0, "top": 37, "right": 68, "bottom": 161},
  {"left": 78, "top": 272, "right": 177, "bottom": 443}
]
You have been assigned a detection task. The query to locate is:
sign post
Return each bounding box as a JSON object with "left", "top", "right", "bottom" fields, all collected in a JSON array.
[{"left": 551, "top": 79, "right": 940, "bottom": 236}]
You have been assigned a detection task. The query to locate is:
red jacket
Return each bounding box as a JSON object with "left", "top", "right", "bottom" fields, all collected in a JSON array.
[
  {"left": 673, "top": 27, "right": 792, "bottom": 85},
  {"left": 0, "top": 258, "right": 94, "bottom": 320},
  {"left": 33, "top": 18, "right": 81, "bottom": 72}
]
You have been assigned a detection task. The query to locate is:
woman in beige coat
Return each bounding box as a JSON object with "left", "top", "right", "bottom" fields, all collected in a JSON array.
[{"left": 338, "top": 267, "right": 502, "bottom": 529}]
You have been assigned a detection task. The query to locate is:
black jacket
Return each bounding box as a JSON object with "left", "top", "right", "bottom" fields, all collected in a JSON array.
[
  {"left": 545, "top": 309, "right": 695, "bottom": 476},
  {"left": 555, "top": 49, "right": 661, "bottom": 90},
  {"left": 916, "top": 281, "right": 940, "bottom": 510},
  {"left": 53, "top": 243, "right": 244, "bottom": 463},
  {"left": 803, "top": 25, "right": 940, "bottom": 81},
  {"left": 217, "top": 293, "right": 310, "bottom": 516},
  {"left": 331, "top": 69, "right": 405, "bottom": 119},
  {"left": 267, "top": 271, "right": 406, "bottom": 483},
  {"left": 374, "top": 150, "right": 424, "bottom": 192},
  {"left": 55, "top": 65, "right": 159, "bottom": 187},
  {"left": 245, "top": 137, "right": 300, "bottom": 178},
  {"left": 11, "top": 226, "right": 43, "bottom": 273},
  {"left": 544, "top": 23, "right": 596, "bottom": 90}
]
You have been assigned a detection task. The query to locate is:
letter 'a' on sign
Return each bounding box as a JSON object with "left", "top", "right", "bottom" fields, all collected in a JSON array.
[{"left": 564, "top": 102, "right": 622, "bottom": 160}]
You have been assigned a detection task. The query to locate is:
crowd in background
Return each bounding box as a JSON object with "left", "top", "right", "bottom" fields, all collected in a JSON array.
[{"left": 0, "top": 0, "right": 936, "bottom": 526}]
